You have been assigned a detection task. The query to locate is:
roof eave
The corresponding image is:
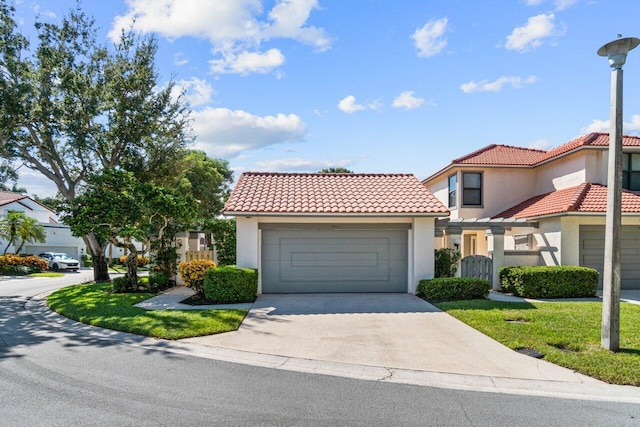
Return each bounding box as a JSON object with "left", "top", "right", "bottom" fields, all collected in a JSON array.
[
  {"left": 223, "top": 211, "right": 449, "bottom": 218},
  {"left": 423, "top": 164, "right": 534, "bottom": 185}
]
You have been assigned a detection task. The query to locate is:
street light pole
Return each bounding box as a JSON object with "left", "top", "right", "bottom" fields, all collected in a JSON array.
[{"left": 597, "top": 35, "right": 639, "bottom": 351}]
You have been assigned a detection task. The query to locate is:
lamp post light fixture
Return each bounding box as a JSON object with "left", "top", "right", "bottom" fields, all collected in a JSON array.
[{"left": 597, "top": 35, "right": 639, "bottom": 351}]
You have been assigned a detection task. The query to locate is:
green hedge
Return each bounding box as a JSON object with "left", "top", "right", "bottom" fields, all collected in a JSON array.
[
  {"left": 499, "top": 265, "right": 598, "bottom": 298},
  {"left": 416, "top": 277, "right": 490, "bottom": 301},
  {"left": 203, "top": 266, "right": 258, "bottom": 304}
]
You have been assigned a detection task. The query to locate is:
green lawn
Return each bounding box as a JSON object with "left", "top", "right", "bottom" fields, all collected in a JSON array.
[
  {"left": 29, "top": 272, "right": 64, "bottom": 278},
  {"left": 435, "top": 299, "right": 640, "bottom": 386},
  {"left": 47, "top": 283, "right": 248, "bottom": 340}
]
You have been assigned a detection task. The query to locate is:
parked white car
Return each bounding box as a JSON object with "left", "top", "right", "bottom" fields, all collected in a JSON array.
[{"left": 38, "top": 252, "right": 80, "bottom": 272}]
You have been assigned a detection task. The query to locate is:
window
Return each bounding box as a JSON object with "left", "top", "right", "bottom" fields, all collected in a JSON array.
[
  {"left": 623, "top": 153, "right": 640, "bottom": 191},
  {"left": 448, "top": 174, "right": 457, "bottom": 208},
  {"left": 462, "top": 172, "right": 482, "bottom": 206}
]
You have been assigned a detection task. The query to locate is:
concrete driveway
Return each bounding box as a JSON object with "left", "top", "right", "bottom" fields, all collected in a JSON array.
[{"left": 182, "top": 293, "right": 590, "bottom": 383}]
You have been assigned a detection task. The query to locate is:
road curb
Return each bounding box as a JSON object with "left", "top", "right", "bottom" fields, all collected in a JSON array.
[{"left": 28, "top": 290, "right": 640, "bottom": 403}]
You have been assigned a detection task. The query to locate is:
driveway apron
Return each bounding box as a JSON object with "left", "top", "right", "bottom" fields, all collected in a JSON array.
[{"left": 182, "top": 293, "right": 584, "bottom": 382}]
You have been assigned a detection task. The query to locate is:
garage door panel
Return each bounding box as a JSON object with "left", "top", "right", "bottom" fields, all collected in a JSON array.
[
  {"left": 262, "top": 228, "right": 407, "bottom": 293},
  {"left": 580, "top": 225, "right": 640, "bottom": 289}
]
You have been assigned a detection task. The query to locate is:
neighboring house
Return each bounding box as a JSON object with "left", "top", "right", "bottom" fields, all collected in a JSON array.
[
  {"left": 423, "top": 132, "right": 640, "bottom": 290},
  {"left": 0, "top": 191, "right": 86, "bottom": 259},
  {"left": 224, "top": 172, "right": 448, "bottom": 294}
]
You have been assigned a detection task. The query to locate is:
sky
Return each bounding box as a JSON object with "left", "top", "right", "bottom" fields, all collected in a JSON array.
[{"left": 9, "top": 0, "right": 640, "bottom": 197}]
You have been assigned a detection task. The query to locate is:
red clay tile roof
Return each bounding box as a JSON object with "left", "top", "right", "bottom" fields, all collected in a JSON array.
[
  {"left": 536, "top": 132, "right": 640, "bottom": 163},
  {"left": 224, "top": 172, "right": 449, "bottom": 215},
  {"left": 423, "top": 133, "right": 640, "bottom": 183},
  {"left": 493, "top": 183, "right": 640, "bottom": 219},
  {"left": 452, "top": 144, "right": 546, "bottom": 166},
  {"left": 0, "top": 191, "right": 26, "bottom": 207}
]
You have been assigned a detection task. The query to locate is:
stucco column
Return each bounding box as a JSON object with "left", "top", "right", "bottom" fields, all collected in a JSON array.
[
  {"left": 175, "top": 232, "right": 188, "bottom": 285},
  {"left": 412, "top": 217, "right": 435, "bottom": 294},
  {"left": 236, "top": 217, "right": 259, "bottom": 269},
  {"left": 487, "top": 226, "right": 505, "bottom": 291}
]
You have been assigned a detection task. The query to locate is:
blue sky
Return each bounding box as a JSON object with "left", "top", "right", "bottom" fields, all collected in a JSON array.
[{"left": 11, "top": 0, "right": 640, "bottom": 197}]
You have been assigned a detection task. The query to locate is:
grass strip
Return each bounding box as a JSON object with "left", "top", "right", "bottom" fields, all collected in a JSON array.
[
  {"left": 47, "top": 282, "right": 247, "bottom": 340},
  {"left": 435, "top": 299, "right": 640, "bottom": 386},
  {"left": 29, "top": 272, "right": 64, "bottom": 278}
]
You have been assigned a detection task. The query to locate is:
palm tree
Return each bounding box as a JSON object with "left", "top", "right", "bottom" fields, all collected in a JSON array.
[
  {"left": 14, "top": 216, "right": 46, "bottom": 254},
  {"left": 0, "top": 211, "right": 24, "bottom": 254}
]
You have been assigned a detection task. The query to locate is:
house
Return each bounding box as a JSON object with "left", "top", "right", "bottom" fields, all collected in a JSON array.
[
  {"left": 423, "top": 132, "right": 640, "bottom": 290},
  {"left": 0, "top": 191, "right": 86, "bottom": 259},
  {"left": 223, "top": 172, "right": 448, "bottom": 294}
]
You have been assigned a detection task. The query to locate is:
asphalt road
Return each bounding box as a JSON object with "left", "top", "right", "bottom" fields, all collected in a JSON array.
[{"left": 1, "top": 272, "right": 639, "bottom": 426}]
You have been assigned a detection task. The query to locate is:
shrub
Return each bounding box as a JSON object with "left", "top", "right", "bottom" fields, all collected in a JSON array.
[
  {"left": 1, "top": 265, "right": 31, "bottom": 276},
  {"left": 417, "top": 277, "right": 490, "bottom": 301},
  {"left": 147, "top": 272, "right": 170, "bottom": 292},
  {"left": 119, "top": 255, "right": 150, "bottom": 267},
  {"left": 434, "top": 248, "right": 462, "bottom": 278},
  {"left": 203, "top": 266, "right": 258, "bottom": 304},
  {"left": 111, "top": 276, "right": 128, "bottom": 293},
  {"left": 0, "top": 254, "right": 49, "bottom": 275},
  {"left": 499, "top": 265, "right": 598, "bottom": 298},
  {"left": 179, "top": 259, "right": 217, "bottom": 296},
  {"left": 80, "top": 254, "right": 93, "bottom": 267}
]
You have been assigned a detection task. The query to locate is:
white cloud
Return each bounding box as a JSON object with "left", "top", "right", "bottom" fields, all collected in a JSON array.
[
  {"left": 581, "top": 114, "right": 640, "bottom": 134},
  {"left": 173, "top": 52, "right": 189, "bottom": 66},
  {"left": 527, "top": 138, "right": 552, "bottom": 150},
  {"left": 337, "top": 95, "right": 381, "bottom": 114},
  {"left": 460, "top": 75, "right": 537, "bottom": 93},
  {"left": 210, "top": 48, "right": 285, "bottom": 75},
  {"left": 171, "top": 78, "right": 215, "bottom": 107},
  {"left": 31, "top": 4, "right": 56, "bottom": 19},
  {"left": 392, "top": 91, "right": 425, "bottom": 110},
  {"left": 524, "top": 0, "right": 578, "bottom": 11},
  {"left": 192, "top": 107, "right": 306, "bottom": 158},
  {"left": 505, "top": 13, "right": 560, "bottom": 52},
  {"left": 109, "top": 0, "right": 330, "bottom": 75},
  {"left": 412, "top": 17, "right": 449, "bottom": 58},
  {"left": 16, "top": 167, "right": 60, "bottom": 198},
  {"left": 253, "top": 157, "right": 352, "bottom": 172}
]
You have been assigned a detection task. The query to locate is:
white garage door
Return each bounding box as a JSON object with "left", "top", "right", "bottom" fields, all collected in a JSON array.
[
  {"left": 580, "top": 225, "right": 640, "bottom": 289},
  {"left": 261, "top": 224, "right": 408, "bottom": 293}
]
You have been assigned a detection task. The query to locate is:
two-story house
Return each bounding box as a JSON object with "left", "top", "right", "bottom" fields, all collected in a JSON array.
[
  {"left": 0, "top": 191, "right": 85, "bottom": 259},
  {"left": 423, "top": 132, "right": 640, "bottom": 290}
]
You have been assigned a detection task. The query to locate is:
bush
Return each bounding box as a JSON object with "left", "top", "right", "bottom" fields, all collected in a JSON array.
[
  {"left": 0, "top": 254, "right": 49, "bottom": 275},
  {"left": 81, "top": 254, "right": 93, "bottom": 267},
  {"left": 111, "top": 276, "right": 128, "bottom": 293},
  {"left": 203, "top": 266, "right": 258, "bottom": 304},
  {"left": 147, "top": 272, "right": 170, "bottom": 292},
  {"left": 1, "top": 265, "right": 31, "bottom": 276},
  {"left": 417, "top": 277, "right": 491, "bottom": 301},
  {"left": 434, "top": 248, "right": 462, "bottom": 278},
  {"left": 179, "top": 259, "right": 217, "bottom": 296},
  {"left": 499, "top": 265, "right": 598, "bottom": 298},
  {"left": 119, "top": 255, "right": 150, "bottom": 267}
]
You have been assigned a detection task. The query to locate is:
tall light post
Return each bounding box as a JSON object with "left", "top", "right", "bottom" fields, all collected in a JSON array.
[{"left": 597, "top": 35, "right": 639, "bottom": 351}]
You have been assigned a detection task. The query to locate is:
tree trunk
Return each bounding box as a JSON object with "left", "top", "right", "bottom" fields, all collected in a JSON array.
[
  {"left": 124, "top": 249, "right": 139, "bottom": 291},
  {"left": 83, "top": 233, "right": 110, "bottom": 282}
]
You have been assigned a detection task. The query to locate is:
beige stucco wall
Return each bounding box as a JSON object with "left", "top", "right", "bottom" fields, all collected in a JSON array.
[
  {"left": 426, "top": 167, "right": 536, "bottom": 219},
  {"left": 234, "top": 215, "right": 436, "bottom": 294}
]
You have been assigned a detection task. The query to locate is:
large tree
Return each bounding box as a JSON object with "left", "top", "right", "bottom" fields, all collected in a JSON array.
[
  {"left": 0, "top": 159, "right": 17, "bottom": 191},
  {"left": 62, "top": 169, "right": 197, "bottom": 290},
  {"left": 174, "top": 151, "right": 233, "bottom": 220},
  {"left": 0, "top": 2, "right": 191, "bottom": 281}
]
